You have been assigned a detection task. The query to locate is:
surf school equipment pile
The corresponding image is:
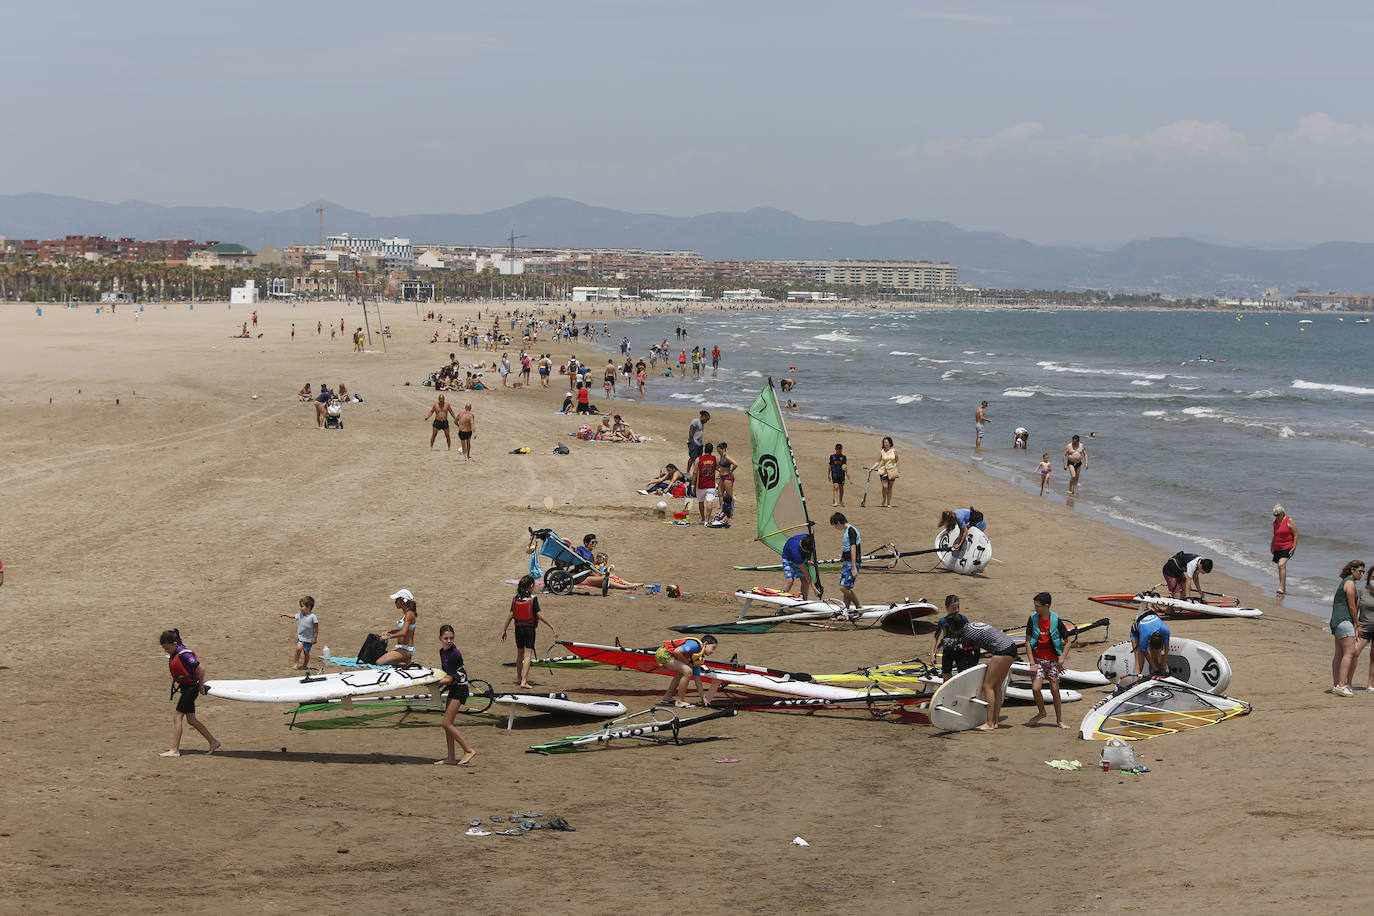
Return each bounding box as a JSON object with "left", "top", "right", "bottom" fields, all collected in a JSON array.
[
  {"left": 1096, "top": 637, "right": 1232, "bottom": 692},
  {"left": 206, "top": 666, "right": 446, "bottom": 704},
  {"left": 1091, "top": 593, "right": 1261, "bottom": 618},
  {"left": 1078, "top": 676, "right": 1251, "bottom": 741},
  {"left": 527, "top": 707, "right": 738, "bottom": 754},
  {"left": 731, "top": 542, "right": 957, "bottom": 572},
  {"left": 669, "top": 590, "right": 938, "bottom": 634}
]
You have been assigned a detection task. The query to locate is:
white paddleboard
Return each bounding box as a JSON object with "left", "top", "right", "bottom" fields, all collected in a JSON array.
[
  {"left": 206, "top": 667, "right": 445, "bottom": 703},
  {"left": 934, "top": 528, "right": 992, "bottom": 575},
  {"left": 1096, "top": 637, "right": 1232, "bottom": 692},
  {"left": 1134, "top": 595, "right": 1262, "bottom": 619},
  {"left": 928, "top": 664, "right": 990, "bottom": 730},
  {"left": 1009, "top": 659, "right": 1109, "bottom": 687},
  {"left": 491, "top": 693, "right": 628, "bottom": 729},
  {"left": 734, "top": 590, "right": 938, "bottom": 626}
]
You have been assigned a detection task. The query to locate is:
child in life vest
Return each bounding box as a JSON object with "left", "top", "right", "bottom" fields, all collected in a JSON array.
[{"left": 159, "top": 628, "right": 221, "bottom": 757}]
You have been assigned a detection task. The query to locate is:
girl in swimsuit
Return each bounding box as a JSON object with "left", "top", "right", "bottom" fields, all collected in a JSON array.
[
  {"left": 1037, "top": 453, "right": 1052, "bottom": 496},
  {"left": 377, "top": 590, "right": 418, "bottom": 665},
  {"left": 716, "top": 441, "right": 739, "bottom": 518}
]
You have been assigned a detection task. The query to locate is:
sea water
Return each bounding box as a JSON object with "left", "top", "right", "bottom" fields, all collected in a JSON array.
[{"left": 591, "top": 308, "right": 1373, "bottom": 618}]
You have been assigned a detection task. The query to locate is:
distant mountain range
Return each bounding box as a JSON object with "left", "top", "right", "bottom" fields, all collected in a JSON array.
[{"left": 3, "top": 192, "right": 1372, "bottom": 296}]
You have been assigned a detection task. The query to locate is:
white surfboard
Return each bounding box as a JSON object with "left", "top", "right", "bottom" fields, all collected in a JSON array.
[
  {"left": 206, "top": 666, "right": 445, "bottom": 703},
  {"left": 1133, "top": 594, "right": 1262, "bottom": 619},
  {"left": 928, "top": 664, "right": 990, "bottom": 730},
  {"left": 491, "top": 693, "right": 628, "bottom": 729},
  {"left": 1096, "top": 637, "right": 1232, "bottom": 692},
  {"left": 1004, "top": 681, "right": 1084, "bottom": 703},
  {"left": 1009, "top": 659, "right": 1110, "bottom": 687},
  {"left": 732, "top": 590, "right": 939, "bottom": 626},
  {"left": 935, "top": 528, "right": 992, "bottom": 575}
]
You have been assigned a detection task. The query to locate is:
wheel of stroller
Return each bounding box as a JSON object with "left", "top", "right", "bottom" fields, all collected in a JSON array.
[
  {"left": 464, "top": 679, "right": 494, "bottom": 714},
  {"left": 545, "top": 569, "right": 574, "bottom": 595}
]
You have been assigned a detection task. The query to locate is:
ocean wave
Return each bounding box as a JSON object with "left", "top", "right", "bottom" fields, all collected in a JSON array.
[
  {"left": 940, "top": 369, "right": 962, "bottom": 380},
  {"left": 744, "top": 370, "right": 763, "bottom": 377},
  {"left": 1037, "top": 361, "right": 1168, "bottom": 381},
  {"left": 1090, "top": 506, "right": 1273, "bottom": 578},
  {"left": 889, "top": 351, "right": 917, "bottom": 356},
  {"left": 1142, "top": 410, "right": 1166, "bottom": 417},
  {"left": 1292, "top": 379, "right": 1374, "bottom": 396},
  {"left": 1244, "top": 388, "right": 1282, "bottom": 399},
  {"left": 1003, "top": 388, "right": 1038, "bottom": 398},
  {"left": 1169, "top": 384, "right": 1201, "bottom": 391},
  {"left": 669, "top": 392, "right": 703, "bottom": 402},
  {"left": 1130, "top": 380, "right": 1154, "bottom": 386},
  {"left": 790, "top": 344, "right": 819, "bottom": 351},
  {"left": 812, "top": 331, "right": 860, "bottom": 343},
  {"left": 889, "top": 394, "right": 924, "bottom": 405},
  {"left": 1181, "top": 406, "right": 1218, "bottom": 417},
  {"left": 919, "top": 357, "right": 953, "bottom": 364}
]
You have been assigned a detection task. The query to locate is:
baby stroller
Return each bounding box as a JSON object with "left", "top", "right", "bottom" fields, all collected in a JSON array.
[
  {"left": 527, "top": 527, "right": 607, "bottom": 596},
  {"left": 324, "top": 398, "right": 343, "bottom": 429}
]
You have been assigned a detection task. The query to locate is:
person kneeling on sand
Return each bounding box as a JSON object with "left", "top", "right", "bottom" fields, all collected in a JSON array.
[{"left": 657, "top": 635, "right": 719, "bottom": 707}]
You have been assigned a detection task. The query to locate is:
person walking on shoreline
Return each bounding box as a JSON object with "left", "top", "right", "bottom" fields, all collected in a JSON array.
[
  {"left": 1329, "top": 560, "right": 1365, "bottom": 697},
  {"left": 1271, "top": 505, "right": 1298, "bottom": 597},
  {"left": 1063, "top": 434, "right": 1087, "bottom": 494},
  {"left": 974, "top": 401, "right": 989, "bottom": 448},
  {"left": 870, "top": 436, "right": 900, "bottom": 509}
]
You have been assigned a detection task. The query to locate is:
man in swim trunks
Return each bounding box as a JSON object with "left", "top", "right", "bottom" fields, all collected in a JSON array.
[
  {"left": 831, "top": 512, "right": 861, "bottom": 609},
  {"left": 425, "top": 394, "right": 458, "bottom": 450},
  {"left": 1063, "top": 434, "right": 1087, "bottom": 494},
  {"left": 456, "top": 403, "right": 475, "bottom": 460},
  {"left": 974, "top": 400, "right": 989, "bottom": 448}
]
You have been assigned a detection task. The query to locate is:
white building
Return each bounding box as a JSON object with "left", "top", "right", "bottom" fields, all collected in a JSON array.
[
  {"left": 787, "top": 291, "right": 842, "bottom": 302},
  {"left": 571, "top": 286, "right": 623, "bottom": 302},
  {"left": 230, "top": 279, "right": 260, "bottom": 304},
  {"left": 722, "top": 289, "right": 773, "bottom": 302},
  {"left": 644, "top": 288, "right": 709, "bottom": 301},
  {"left": 326, "top": 233, "right": 414, "bottom": 266}
]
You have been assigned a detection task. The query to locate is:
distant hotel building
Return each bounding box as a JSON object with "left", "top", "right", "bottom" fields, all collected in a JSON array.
[
  {"left": 784, "top": 259, "right": 957, "bottom": 292},
  {"left": 326, "top": 233, "right": 415, "bottom": 267}
]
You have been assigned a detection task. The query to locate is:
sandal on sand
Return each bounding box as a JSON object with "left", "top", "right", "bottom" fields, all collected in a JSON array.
[{"left": 496, "top": 828, "right": 523, "bottom": 836}]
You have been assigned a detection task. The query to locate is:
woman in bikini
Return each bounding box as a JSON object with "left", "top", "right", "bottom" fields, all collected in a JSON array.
[{"left": 377, "top": 589, "right": 419, "bottom": 665}]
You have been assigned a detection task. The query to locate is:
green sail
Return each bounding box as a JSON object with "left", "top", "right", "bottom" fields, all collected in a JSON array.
[{"left": 748, "top": 382, "right": 815, "bottom": 563}]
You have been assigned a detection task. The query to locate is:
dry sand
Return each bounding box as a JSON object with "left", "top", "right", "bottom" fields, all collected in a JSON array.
[{"left": 0, "top": 299, "right": 1359, "bottom": 914}]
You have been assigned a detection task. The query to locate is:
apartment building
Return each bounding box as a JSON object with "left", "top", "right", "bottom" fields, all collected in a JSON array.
[
  {"left": 326, "top": 233, "right": 414, "bottom": 266},
  {"left": 785, "top": 259, "right": 958, "bottom": 291}
]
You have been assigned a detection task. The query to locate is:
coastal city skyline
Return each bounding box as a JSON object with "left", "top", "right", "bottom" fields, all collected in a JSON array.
[{"left": 5, "top": 1, "right": 1374, "bottom": 247}]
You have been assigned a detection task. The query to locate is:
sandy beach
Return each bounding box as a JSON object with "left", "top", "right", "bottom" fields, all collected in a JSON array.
[{"left": 0, "top": 298, "right": 1359, "bottom": 914}]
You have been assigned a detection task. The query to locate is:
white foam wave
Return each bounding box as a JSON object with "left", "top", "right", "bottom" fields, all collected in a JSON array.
[
  {"left": 1293, "top": 379, "right": 1374, "bottom": 396},
  {"left": 1245, "top": 388, "right": 1281, "bottom": 399},
  {"left": 889, "top": 351, "right": 917, "bottom": 356},
  {"left": 1037, "top": 361, "right": 1167, "bottom": 381},
  {"left": 1130, "top": 380, "right": 1154, "bottom": 386},
  {"left": 1003, "top": 388, "right": 1038, "bottom": 398},
  {"left": 1142, "top": 410, "right": 1166, "bottom": 417},
  {"left": 790, "top": 344, "right": 819, "bottom": 351},
  {"left": 669, "top": 392, "right": 703, "bottom": 401},
  {"left": 1181, "top": 406, "right": 1217, "bottom": 417},
  {"left": 744, "top": 370, "right": 763, "bottom": 377},
  {"left": 1169, "top": 384, "right": 1201, "bottom": 391},
  {"left": 812, "top": 331, "right": 860, "bottom": 343},
  {"left": 888, "top": 394, "right": 924, "bottom": 405},
  {"left": 940, "top": 369, "right": 962, "bottom": 380}
]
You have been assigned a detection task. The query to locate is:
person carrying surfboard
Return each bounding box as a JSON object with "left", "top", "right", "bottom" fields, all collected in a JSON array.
[
  {"left": 944, "top": 616, "right": 1018, "bottom": 731},
  {"left": 656, "top": 636, "right": 719, "bottom": 708},
  {"left": 435, "top": 624, "right": 477, "bottom": 766},
  {"left": 159, "top": 629, "right": 220, "bottom": 758},
  {"left": 1024, "top": 592, "right": 1072, "bottom": 729}
]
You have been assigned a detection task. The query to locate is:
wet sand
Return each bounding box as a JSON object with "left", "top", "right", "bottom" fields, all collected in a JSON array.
[{"left": 0, "top": 299, "right": 1358, "bottom": 914}]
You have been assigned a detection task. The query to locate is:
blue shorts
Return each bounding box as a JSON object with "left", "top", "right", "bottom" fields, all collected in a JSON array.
[
  {"left": 298, "top": 641, "right": 314, "bottom": 655},
  {"left": 840, "top": 562, "right": 856, "bottom": 589},
  {"left": 782, "top": 557, "right": 803, "bottom": 580}
]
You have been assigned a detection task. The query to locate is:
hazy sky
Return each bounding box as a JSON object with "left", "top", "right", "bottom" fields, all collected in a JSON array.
[{"left": 6, "top": 0, "right": 1374, "bottom": 245}]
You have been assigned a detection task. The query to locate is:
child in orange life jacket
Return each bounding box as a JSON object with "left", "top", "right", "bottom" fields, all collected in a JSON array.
[
  {"left": 1025, "top": 592, "right": 1072, "bottom": 728},
  {"left": 159, "top": 628, "right": 221, "bottom": 757},
  {"left": 501, "top": 576, "right": 559, "bottom": 689},
  {"left": 656, "top": 635, "right": 719, "bottom": 708}
]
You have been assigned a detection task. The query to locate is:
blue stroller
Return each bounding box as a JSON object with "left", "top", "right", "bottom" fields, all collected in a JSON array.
[{"left": 527, "top": 527, "right": 607, "bottom": 595}]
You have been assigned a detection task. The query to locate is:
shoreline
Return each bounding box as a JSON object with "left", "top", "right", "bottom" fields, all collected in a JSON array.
[{"left": 0, "top": 295, "right": 1358, "bottom": 913}]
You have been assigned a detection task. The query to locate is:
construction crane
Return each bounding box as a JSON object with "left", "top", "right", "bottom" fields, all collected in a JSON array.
[
  {"left": 503, "top": 229, "right": 526, "bottom": 307},
  {"left": 316, "top": 204, "right": 336, "bottom": 248}
]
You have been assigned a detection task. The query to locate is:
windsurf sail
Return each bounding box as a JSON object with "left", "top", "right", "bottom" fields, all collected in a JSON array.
[
  {"left": 526, "top": 707, "right": 737, "bottom": 754},
  {"left": 749, "top": 380, "right": 822, "bottom": 591},
  {"left": 1078, "top": 676, "right": 1251, "bottom": 741}
]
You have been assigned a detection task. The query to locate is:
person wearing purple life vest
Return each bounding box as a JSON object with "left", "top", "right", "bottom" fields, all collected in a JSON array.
[{"left": 159, "top": 629, "right": 220, "bottom": 757}]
